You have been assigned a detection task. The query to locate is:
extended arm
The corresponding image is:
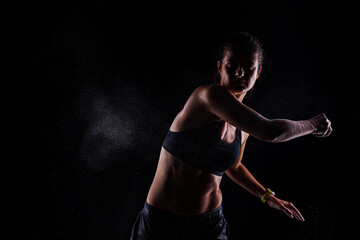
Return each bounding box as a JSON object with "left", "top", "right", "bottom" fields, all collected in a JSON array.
[{"left": 201, "top": 85, "right": 332, "bottom": 142}]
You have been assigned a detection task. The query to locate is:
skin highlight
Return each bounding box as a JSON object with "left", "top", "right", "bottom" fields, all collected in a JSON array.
[{"left": 146, "top": 45, "right": 331, "bottom": 222}]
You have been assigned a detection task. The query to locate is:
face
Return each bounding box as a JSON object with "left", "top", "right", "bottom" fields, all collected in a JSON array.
[{"left": 217, "top": 47, "right": 262, "bottom": 96}]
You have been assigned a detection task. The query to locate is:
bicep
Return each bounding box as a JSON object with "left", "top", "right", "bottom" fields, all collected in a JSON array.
[{"left": 201, "top": 85, "right": 278, "bottom": 141}]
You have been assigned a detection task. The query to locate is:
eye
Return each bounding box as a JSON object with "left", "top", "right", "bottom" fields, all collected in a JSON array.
[
  {"left": 245, "top": 65, "right": 255, "bottom": 72},
  {"left": 226, "top": 62, "right": 236, "bottom": 69}
]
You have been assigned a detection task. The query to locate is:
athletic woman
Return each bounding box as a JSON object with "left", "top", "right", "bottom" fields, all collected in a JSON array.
[{"left": 130, "top": 32, "right": 332, "bottom": 240}]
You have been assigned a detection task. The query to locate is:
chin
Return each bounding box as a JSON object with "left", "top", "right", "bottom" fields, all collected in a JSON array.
[{"left": 231, "top": 84, "right": 247, "bottom": 93}]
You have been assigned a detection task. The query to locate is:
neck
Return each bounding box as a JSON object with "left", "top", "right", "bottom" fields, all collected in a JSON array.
[
  {"left": 217, "top": 82, "right": 247, "bottom": 102},
  {"left": 235, "top": 92, "right": 246, "bottom": 102}
]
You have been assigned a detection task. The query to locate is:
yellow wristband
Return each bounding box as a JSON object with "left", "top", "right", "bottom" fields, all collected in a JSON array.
[{"left": 260, "top": 188, "right": 275, "bottom": 203}]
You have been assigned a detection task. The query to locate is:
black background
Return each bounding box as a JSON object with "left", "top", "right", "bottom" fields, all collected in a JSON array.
[{"left": 5, "top": 1, "right": 358, "bottom": 239}]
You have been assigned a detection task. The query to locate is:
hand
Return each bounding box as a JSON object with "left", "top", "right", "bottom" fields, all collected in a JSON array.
[
  {"left": 267, "top": 195, "right": 305, "bottom": 221},
  {"left": 308, "top": 113, "right": 332, "bottom": 137}
]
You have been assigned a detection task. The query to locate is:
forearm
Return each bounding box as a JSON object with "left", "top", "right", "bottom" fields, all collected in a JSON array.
[
  {"left": 225, "top": 163, "right": 267, "bottom": 198},
  {"left": 226, "top": 163, "right": 306, "bottom": 221},
  {"left": 267, "top": 119, "right": 315, "bottom": 143}
]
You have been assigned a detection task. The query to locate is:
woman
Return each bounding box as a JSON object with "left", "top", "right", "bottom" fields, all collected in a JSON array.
[{"left": 130, "top": 32, "right": 332, "bottom": 240}]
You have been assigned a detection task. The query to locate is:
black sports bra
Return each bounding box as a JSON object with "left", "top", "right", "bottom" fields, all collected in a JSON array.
[{"left": 162, "top": 120, "right": 242, "bottom": 176}]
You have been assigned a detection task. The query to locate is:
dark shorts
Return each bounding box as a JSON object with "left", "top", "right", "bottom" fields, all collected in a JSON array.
[{"left": 130, "top": 202, "right": 230, "bottom": 240}]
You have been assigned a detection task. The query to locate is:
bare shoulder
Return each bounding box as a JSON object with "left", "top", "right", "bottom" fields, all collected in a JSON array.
[
  {"left": 191, "top": 84, "right": 232, "bottom": 107},
  {"left": 182, "top": 85, "right": 223, "bottom": 117},
  {"left": 202, "top": 84, "right": 239, "bottom": 102},
  {"left": 194, "top": 84, "right": 227, "bottom": 99},
  {"left": 170, "top": 85, "right": 221, "bottom": 131},
  {"left": 184, "top": 84, "right": 219, "bottom": 106}
]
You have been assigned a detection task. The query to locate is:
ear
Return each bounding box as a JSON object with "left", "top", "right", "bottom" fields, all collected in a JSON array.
[
  {"left": 256, "top": 66, "right": 262, "bottom": 78},
  {"left": 217, "top": 61, "right": 222, "bottom": 74}
]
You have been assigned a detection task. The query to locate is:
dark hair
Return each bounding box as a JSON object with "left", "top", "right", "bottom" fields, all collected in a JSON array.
[
  {"left": 218, "top": 31, "right": 265, "bottom": 66},
  {"left": 213, "top": 32, "right": 265, "bottom": 85}
]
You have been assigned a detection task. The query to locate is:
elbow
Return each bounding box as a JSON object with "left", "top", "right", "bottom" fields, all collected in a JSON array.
[
  {"left": 250, "top": 118, "right": 289, "bottom": 143},
  {"left": 256, "top": 119, "right": 296, "bottom": 143},
  {"left": 262, "top": 133, "right": 280, "bottom": 143},
  {"left": 261, "top": 126, "right": 287, "bottom": 143}
]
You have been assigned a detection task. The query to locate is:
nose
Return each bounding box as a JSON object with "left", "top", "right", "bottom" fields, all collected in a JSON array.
[{"left": 235, "top": 66, "right": 244, "bottom": 78}]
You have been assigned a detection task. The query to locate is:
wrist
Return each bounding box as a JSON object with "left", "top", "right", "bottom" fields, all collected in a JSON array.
[
  {"left": 307, "top": 119, "right": 317, "bottom": 134},
  {"left": 260, "top": 188, "right": 275, "bottom": 203},
  {"left": 257, "top": 187, "right": 268, "bottom": 198}
]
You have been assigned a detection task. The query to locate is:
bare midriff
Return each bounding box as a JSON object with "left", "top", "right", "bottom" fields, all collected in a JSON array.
[{"left": 146, "top": 147, "right": 223, "bottom": 216}]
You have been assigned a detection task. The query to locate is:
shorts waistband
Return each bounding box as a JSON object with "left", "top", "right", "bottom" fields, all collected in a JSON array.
[{"left": 143, "top": 201, "right": 224, "bottom": 221}]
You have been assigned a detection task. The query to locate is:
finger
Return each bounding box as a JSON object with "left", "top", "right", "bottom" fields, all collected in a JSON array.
[
  {"left": 287, "top": 203, "right": 305, "bottom": 222},
  {"left": 326, "top": 118, "right": 331, "bottom": 126},
  {"left": 323, "top": 126, "right": 333, "bottom": 137},
  {"left": 321, "top": 125, "right": 332, "bottom": 137},
  {"left": 314, "top": 132, "right": 324, "bottom": 137},
  {"left": 314, "top": 130, "right": 326, "bottom": 137},
  {"left": 281, "top": 204, "right": 294, "bottom": 219},
  {"left": 314, "top": 124, "right": 331, "bottom": 137}
]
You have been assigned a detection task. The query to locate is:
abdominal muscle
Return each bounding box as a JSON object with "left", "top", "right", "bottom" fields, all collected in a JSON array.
[{"left": 146, "top": 147, "right": 223, "bottom": 216}]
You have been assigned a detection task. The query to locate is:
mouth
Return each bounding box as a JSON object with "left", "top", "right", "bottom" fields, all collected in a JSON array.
[{"left": 234, "top": 79, "right": 247, "bottom": 85}]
